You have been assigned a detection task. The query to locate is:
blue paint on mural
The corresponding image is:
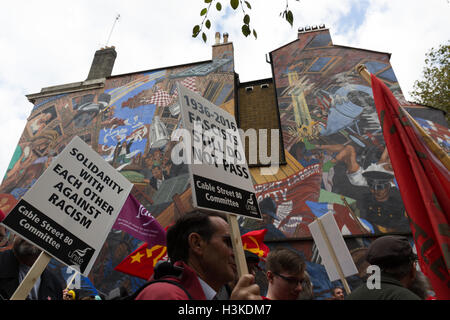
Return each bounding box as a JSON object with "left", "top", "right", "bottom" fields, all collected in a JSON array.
[
  {"left": 98, "top": 104, "right": 155, "bottom": 161},
  {"left": 308, "top": 57, "right": 332, "bottom": 72},
  {"left": 365, "top": 61, "right": 388, "bottom": 74},
  {"left": 98, "top": 71, "right": 163, "bottom": 162}
]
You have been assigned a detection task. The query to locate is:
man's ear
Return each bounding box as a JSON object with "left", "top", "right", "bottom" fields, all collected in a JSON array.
[
  {"left": 404, "top": 262, "right": 417, "bottom": 288},
  {"left": 188, "top": 233, "right": 204, "bottom": 255},
  {"left": 409, "top": 262, "right": 417, "bottom": 282},
  {"left": 266, "top": 270, "right": 274, "bottom": 283}
]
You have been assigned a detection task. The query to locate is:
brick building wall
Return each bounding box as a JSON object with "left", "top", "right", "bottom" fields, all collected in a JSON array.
[{"left": 237, "top": 79, "right": 285, "bottom": 166}]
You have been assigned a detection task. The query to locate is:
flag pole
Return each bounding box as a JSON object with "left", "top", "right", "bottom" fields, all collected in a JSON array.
[
  {"left": 402, "top": 110, "right": 450, "bottom": 171},
  {"left": 356, "top": 64, "right": 450, "bottom": 171},
  {"left": 356, "top": 64, "right": 371, "bottom": 85}
]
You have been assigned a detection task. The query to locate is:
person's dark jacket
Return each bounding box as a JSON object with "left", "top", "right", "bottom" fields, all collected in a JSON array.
[
  {"left": 345, "top": 273, "right": 421, "bottom": 300},
  {"left": 0, "top": 250, "right": 63, "bottom": 300}
]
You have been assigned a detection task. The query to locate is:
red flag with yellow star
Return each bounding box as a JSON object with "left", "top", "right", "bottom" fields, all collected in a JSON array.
[
  {"left": 114, "top": 242, "right": 168, "bottom": 280},
  {"left": 241, "top": 229, "right": 269, "bottom": 258}
]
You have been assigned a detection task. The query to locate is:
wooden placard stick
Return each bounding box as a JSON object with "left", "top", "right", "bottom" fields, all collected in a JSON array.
[
  {"left": 316, "top": 218, "right": 351, "bottom": 295},
  {"left": 227, "top": 214, "right": 249, "bottom": 278},
  {"left": 65, "top": 269, "right": 79, "bottom": 290},
  {"left": 10, "top": 251, "right": 52, "bottom": 300}
]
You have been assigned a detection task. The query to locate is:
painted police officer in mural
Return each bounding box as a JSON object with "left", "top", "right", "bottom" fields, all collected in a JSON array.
[
  {"left": 357, "top": 169, "right": 410, "bottom": 233},
  {"left": 316, "top": 139, "right": 410, "bottom": 234}
]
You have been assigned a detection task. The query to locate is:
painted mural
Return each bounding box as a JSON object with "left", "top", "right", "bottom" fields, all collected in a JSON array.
[
  {"left": 0, "top": 49, "right": 236, "bottom": 295},
  {"left": 0, "top": 33, "right": 446, "bottom": 299},
  {"left": 234, "top": 31, "right": 447, "bottom": 298},
  {"left": 243, "top": 29, "right": 447, "bottom": 242}
]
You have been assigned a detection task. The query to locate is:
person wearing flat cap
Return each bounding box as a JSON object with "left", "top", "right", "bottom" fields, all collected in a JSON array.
[{"left": 346, "top": 235, "right": 421, "bottom": 300}]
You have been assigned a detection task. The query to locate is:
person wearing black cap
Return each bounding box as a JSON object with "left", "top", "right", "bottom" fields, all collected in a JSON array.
[{"left": 346, "top": 235, "right": 421, "bottom": 300}]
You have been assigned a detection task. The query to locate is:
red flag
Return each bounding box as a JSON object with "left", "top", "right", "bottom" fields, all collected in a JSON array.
[
  {"left": 371, "top": 74, "right": 450, "bottom": 299},
  {"left": 114, "top": 242, "right": 168, "bottom": 280},
  {"left": 241, "top": 229, "right": 269, "bottom": 258}
]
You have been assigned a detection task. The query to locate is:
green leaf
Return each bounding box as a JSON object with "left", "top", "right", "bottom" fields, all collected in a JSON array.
[
  {"left": 230, "top": 0, "right": 239, "bottom": 10},
  {"left": 253, "top": 29, "right": 257, "bottom": 39},
  {"left": 286, "top": 10, "right": 294, "bottom": 26},
  {"left": 202, "top": 32, "right": 207, "bottom": 43},
  {"left": 410, "top": 43, "right": 449, "bottom": 121},
  {"left": 243, "top": 14, "right": 250, "bottom": 25},
  {"left": 200, "top": 8, "right": 207, "bottom": 16},
  {"left": 204, "top": 0, "right": 212, "bottom": 3},
  {"left": 242, "top": 24, "right": 251, "bottom": 37},
  {"left": 216, "top": 2, "right": 222, "bottom": 11},
  {"left": 192, "top": 25, "right": 200, "bottom": 37},
  {"left": 244, "top": 1, "right": 252, "bottom": 9},
  {"left": 205, "top": 19, "right": 211, "bottom": 29}
]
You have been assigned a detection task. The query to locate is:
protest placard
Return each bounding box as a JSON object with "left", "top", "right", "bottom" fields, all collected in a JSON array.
[
  {"left": 2, "top": 136, "right": 133, "bottom": 277},
  {"left": 176, "top": 83, "right": 262, "bottom": 276},
  {"left": 177, "top": 83, "right": 262, "bottom": 221}
]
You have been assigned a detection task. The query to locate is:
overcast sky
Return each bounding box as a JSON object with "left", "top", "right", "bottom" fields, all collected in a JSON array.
[{"left": 0, "top": 0, "right": 449, "bottom": 178}]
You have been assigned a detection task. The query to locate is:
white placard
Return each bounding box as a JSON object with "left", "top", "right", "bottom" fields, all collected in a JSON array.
[
  {"left": 177, "top": 83, "right": 261, "bottom": 220},
  {"left": 308, "top": 212, "right": 358, "bottom": 282},
  {"left": 2, "top": 136, "right": 133, "bottom": 276}
]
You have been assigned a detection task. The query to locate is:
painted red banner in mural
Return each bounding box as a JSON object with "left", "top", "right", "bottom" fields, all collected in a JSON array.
[
  {"left": 254, "top": 164, "right": 322, "bottom": 237},
  {"left": 371, "top": 74, "right": 450, "bottom": 299}
]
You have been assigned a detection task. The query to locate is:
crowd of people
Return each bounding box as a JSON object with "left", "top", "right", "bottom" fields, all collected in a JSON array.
[{"left": 0, "top": 209, "right": 435, "bottom": 300}]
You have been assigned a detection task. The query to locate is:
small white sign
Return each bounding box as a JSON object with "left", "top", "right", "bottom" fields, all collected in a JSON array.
[
  {"left": 2, "top": 136, "right": 133, "bottom": 276},
  {"left": 308, "top": 212, "right": 358, "bottom": 282},
  {"left": 177, "top": 83, "right": 261, "bottom": 220}
]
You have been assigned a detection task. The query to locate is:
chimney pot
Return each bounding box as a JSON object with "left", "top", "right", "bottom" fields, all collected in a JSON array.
[
  {"left": 215, "top": 32, "right": 221, "bottom": 45},
  {"left": 223, "top": 32, "right": 229, "bottom": 43}
]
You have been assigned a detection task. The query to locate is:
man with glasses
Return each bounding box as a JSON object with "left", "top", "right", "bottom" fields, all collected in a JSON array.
[{"left": 264, "top": 247, "right": 306, "bottom": 300}]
